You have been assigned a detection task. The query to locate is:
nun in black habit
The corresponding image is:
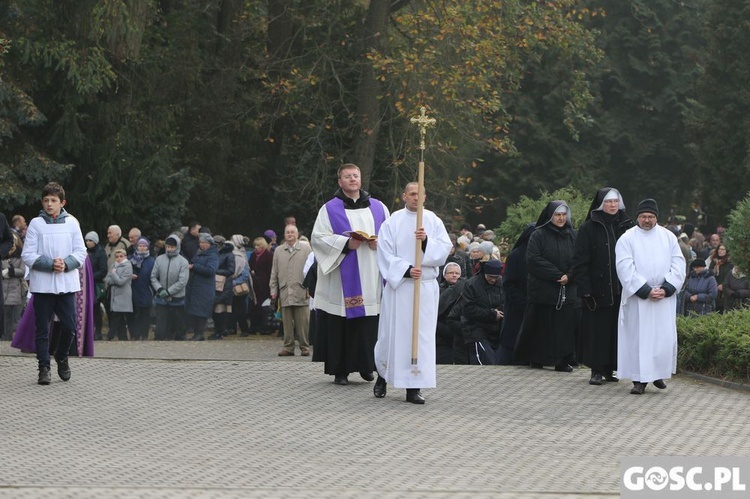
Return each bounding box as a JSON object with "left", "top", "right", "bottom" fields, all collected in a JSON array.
[
  {"left": 496, "top": 223, "right": 535, "bottom": 365},
  {"left": 570, "top": 188, "right": 634, "bottom": 385},
  {"left": 514, "top": 201, "right": 580, "bottom": 371}
]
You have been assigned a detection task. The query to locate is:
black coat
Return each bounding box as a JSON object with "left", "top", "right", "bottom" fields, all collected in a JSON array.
[
  {"left": 87, "top": 244, "right": 108, "bottom": 283},
  {"left": 571, "top": 209, "right": 634, "bottom": 307},
  {"left": 460, "top": 273, "right": 504, "bottom": 347},
  {"left": 526, "top": 202, "right": 578, "bottom": 306},
  {"left": 436, "top": 279, "right": 466, "bottom": 364},
  {"left": 214, "top": 243, "right": 236, "bottom": 305}
]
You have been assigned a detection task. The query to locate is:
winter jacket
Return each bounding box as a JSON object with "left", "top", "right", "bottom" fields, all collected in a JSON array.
[
  {"left": 129, "top": 252, "right": 155, "bottom": 308},
  {"left": 185, "top": 245, "right": 219, "bottom": 317},
  {"left": 214, "top": 242, "right": 236, "bottom": 306},
  {"left": 723, "top": 271, "right": 750, "bottom": 311},
  {"left": 437, "top": 278, "right": 466, "bottom": 350},
  {"left": 150, "top": 235, "right": 189, "bottom": 306},
  {"left": 87, "top": 244, "right": 108, "bottom": 284},
  {"left": 2, "top": 254, "right": 27, "bottom": 307},
  {"left": 683, "top": 269, "right": 718, "bottom": 316},
  {"left": 104, "top": 259, "right": 134, "bottom": 313},
  {"left": 460, "top": 273, "right": 504, "bottom": 347}
]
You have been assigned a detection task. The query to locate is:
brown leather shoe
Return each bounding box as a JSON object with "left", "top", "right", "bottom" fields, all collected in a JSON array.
[
  {"left": 277, "top": 349, "right": 295, "bottom": 357},
  {"left": 300, "top": 349, "right": 311, "bottom": 357}
]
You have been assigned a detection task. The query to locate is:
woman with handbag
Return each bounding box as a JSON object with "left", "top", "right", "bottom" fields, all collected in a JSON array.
[
  {"left": 228, "top": 234, "right": 252, "bottom": 337},
  {"left": 210, "top": 235, "right": 236, "bottom": 339}
]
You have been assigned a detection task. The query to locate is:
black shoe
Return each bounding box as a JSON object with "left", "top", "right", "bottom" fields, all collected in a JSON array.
[
  {"left": 192, "top": 335, "right": 205, "bottom": 341},
  {"left": 360, "top": 371, "right": 375, "bottom": 382},
  {"left": 554, "top": 364, "right": 573, "bottom": 373},
  {"left": 38, "top": 367, "right": 51, "bottom": 385},
  {"left": 240, "top": 331, "right": 252, "bottom": 337},
  {"left": 630, "top": 382, "right": 647, "bottom": 395},
  {"left": 589, "top": 372, "right": 603, "bottom": 385},
  {"left": 406, "top": 389, "right": 425, "bottom": 404},
  {"left": 56, "top": 358, "right": 71, "bottom": 381},
  {"left": 530, "top": 362, "right": 544, "bottom": 369},
  {"left": 333, "top": 375, "right": 349, "bottom": 385},
  {"left": 208, "top": 332, "right": 224, "bottom": 340},
  {"left": 653, "top": 379, "right": 667, "bottom": 389},
  {"left": 373, "top": 376, "right": 387, "bottom": 398},
  {"left": 604, "top": 372, "right": 619, "bottom": 382}
]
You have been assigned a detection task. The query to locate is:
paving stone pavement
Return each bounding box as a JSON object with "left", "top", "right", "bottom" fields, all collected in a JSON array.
[{"left": 1, "top": 336, "right": 749, "bottom": 498}]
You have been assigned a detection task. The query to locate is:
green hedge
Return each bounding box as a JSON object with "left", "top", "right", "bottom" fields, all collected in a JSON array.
[{"left": 677, "top": 310, "right": 750, "bottom": 385}]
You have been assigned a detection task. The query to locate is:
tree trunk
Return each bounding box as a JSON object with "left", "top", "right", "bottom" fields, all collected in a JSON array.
[{"left": 352, "top": 0, "right": 389, "bottom": 190}]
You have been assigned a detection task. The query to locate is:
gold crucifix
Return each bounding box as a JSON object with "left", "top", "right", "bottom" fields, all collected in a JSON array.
[
  {"left": 407, "top": 106, "right": 437, "bottom": 366},
  {"left": 410, "top": 107, "right": 436, "bottom": 151}
]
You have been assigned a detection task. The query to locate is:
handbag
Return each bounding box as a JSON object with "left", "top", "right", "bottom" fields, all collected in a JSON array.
[
  {"left": 233, "top": 282, "right": 250, "bottom": 296},
  {"left": 95, "top": 282, "right": 107, "bottom": 301},
  {"left": 215, "top": 274, "right": 226, "bottom": 292}
]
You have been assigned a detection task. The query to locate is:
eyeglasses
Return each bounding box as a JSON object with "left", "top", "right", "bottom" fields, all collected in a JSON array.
[
  {"left": 638, "top": 214, "right": 657, "bottom": 220},
  {"left": 340, "top": 174, "right": 360, "bottom": 180}
]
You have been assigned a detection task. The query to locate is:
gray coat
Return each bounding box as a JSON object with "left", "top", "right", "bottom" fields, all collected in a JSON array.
[
  {"left": 104, "top": 259, "right": 133, "bottom": 312},
  {"left": 2, "top": 255, "right": 27, "bottom": 307},
  {"left": 150, "top": 235, "right": 189, "bottom": 305}
]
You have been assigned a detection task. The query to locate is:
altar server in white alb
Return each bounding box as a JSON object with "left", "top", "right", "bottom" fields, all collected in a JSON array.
[
  {"left": 615, "top": 198, "right": 685, "bottom": 395},
  {"left": 373, "top": 182, "right": 452, "bottom": 404}
]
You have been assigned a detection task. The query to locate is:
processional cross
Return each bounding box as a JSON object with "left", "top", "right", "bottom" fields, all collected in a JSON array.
[{"left": 409, "top": 107, "right": 436, "bottom": 371}]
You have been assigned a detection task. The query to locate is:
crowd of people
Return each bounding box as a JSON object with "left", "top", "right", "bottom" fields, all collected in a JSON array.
[{"left": 3, "top": 175, "right": 743, "bottom": 398}]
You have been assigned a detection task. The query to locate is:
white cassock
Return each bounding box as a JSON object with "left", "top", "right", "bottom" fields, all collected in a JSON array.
[
  {"left": 374, "top": 208, "right": 452, "bottom": 388},
  {"left": 615, "top": 225, "right": 686, "bottom": 382},
  {"left": 311, "top": 200, "right": 389, "bottom": 317}
]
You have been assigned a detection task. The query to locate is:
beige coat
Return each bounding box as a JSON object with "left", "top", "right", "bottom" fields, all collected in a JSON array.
[{"left": 269, "top": 241, "right": 311, "bottom": 307}]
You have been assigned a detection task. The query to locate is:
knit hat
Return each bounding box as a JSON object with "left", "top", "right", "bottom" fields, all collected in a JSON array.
[
  {"left": 264, "top": 229, "right": 276, "bottom": 239},
  {"left": 483, "top": 259, "right": 502, "bottom": 276},
  {"left": 135, "top": 237, "right": 150, "bottom": 248},
  {"left": 636, "top": 198, "right": 659, "bottom": 217},
  {"left": 84, "top": 231, "right": 99, "bottom": 244},
  {"left": 213, "top": 235, "right": 226, "bottom": 245},
  {"left": 690, "top": 258, "right": 707, "bottom": 269},
  {"left": 199, "top": 233, "right": 215, "bottom": 244},
  {"left": 468, "top": 241, "right": 480, "bottom": 252}
]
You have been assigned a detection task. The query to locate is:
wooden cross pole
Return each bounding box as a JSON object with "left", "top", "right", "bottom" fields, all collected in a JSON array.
[{"left": 408, "top": 107, "right": 436, "bottom": 366}]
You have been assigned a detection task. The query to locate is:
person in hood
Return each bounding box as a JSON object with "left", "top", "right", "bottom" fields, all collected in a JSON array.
[
  {"left": 150, "top": 234, "right": 189, "bottom": 340},
  {"left": 496, "top": 223, "right": 536, "bottom": 365},
  {"left": 571, "top": 188, "right": 635, "bottom": 385}
]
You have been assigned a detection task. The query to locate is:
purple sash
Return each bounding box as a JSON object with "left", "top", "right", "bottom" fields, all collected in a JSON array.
[{"left": 325, "top": 197, "right": 386, "bottom": 318}]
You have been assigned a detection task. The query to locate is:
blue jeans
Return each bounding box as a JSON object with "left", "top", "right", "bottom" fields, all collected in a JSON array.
[{"left": 34, "top": 293, "right": 76, "bottom": 369}]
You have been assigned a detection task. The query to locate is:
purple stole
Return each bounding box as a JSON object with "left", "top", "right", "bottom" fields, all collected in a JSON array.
[{"left": 325, "top": 197, "right": 386, "bottom": 318}]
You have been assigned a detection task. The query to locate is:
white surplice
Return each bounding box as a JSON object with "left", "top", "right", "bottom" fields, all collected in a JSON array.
[
  {"left": 311, "top": 200, "right": 389, "bottom": 317},
  {"left": 615, "top": 224, "right": 686, "bottom": 382},
  {"left": 374, "top": 208, "right": 452, "bottom": 389}
]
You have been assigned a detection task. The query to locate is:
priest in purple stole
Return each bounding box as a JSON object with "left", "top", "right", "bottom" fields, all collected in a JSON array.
[{"left": 311, "top": 163, "right": 389, "bottom": 385}]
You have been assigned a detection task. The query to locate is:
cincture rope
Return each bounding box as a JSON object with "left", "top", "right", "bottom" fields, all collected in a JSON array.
[{"left": 556, "top": 285, "right": 567, "bottom": 311}]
